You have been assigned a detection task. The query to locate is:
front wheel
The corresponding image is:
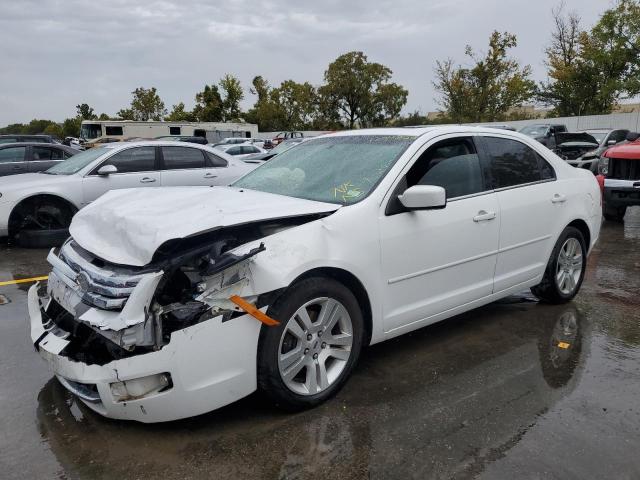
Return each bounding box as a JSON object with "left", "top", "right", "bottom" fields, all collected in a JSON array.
[
  {"left": 531, "top": 226, "right": 586, "bottom": 304},
  {"left": 257, "top": 277, "right": 364, "bottom": 411}
]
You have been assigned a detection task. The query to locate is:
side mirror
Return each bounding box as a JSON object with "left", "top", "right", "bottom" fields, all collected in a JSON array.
[
  {"left": 97, "top": 164, "right": 117, "bottom": 176},
  {"left": 607, "top": 139, "right": 617, "bottom": 145},
  {"left": 398, "top": 185, "right": 446, "bottom": 210}
]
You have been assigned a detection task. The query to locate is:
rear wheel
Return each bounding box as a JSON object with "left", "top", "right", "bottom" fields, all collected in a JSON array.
[
  {"left": 10, "top": 197, "right": 75, "bottom": 248},
  {"left": 531, "top": 226, "right": 586, "bottom": 304},
  {"left": 258, "top": 277, "right": 364, "bottom": 410}
]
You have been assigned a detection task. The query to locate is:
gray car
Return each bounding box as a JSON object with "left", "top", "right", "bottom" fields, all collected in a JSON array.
[
  {"left": 0, "top": 143, "right": 77, "bottom": 177},
  {"left": 566, "top": 129, "right": 629, "bottom": 172}
]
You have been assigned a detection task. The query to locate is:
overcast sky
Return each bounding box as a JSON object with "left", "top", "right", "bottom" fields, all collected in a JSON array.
[{"left": 0, "top": 0, "right": 610, "bottom": 126}]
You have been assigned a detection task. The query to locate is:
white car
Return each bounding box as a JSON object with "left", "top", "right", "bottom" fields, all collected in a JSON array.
[
  {"left": 0, "top": 141, "right": 256, "bottom": 246},
  {"left": 29, "top": 127, "right": 601, "bottom": 422},
  {"left": 214, "top": 143, "right": 266, "bottom": 158}
]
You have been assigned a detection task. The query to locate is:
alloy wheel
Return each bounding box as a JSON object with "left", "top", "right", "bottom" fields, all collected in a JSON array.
[
  {"left": 556, "top": 237, "right": 583, "bottom": 295},
  {"left": 277, "top": 297, "right": 353, "bottom": 396}
]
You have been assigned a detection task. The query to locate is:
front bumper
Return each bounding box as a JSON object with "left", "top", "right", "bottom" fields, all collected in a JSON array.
[
  {"left": 28, "top": 284, "right": 262, "bottom": 422},
  {"left": 603, "top": 179, "right": 640, "bottom": 208}
]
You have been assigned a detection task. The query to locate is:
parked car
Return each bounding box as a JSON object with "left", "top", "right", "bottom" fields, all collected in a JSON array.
[
  {"left": 154, "top": 135, "right": 207, "bottom": 144},
  {"left": 214, "top": 144, "right": 266, "bottom": 158},
  {"left": 272, "top": 131, "right": 304, "bottom": 146},
  {"left": 519, "top": 124, "right": 568, "bottom": 149},
  {"left": 0, "top": 142, "right": 256, "bottom": 247},
  {"left": 563, "top": 129, "right": 629, "bottom": 172},
  {"left": 599, "top": 131, "right": 640, "bottom": 222},
  {"left": 552, "top": 132, "right": 600, "bottom": 169},
  {"left": 0, "top": 143, "right": 77, "bottom": 177},
  {"left": 0, "top": 134, "right": 61, "bottom": 144},
  {"left": 243, "top": 137, "right": 306, "bottom": 161},
  {"left": 28, "top": 126, "right": 601, "bottom": 422}
]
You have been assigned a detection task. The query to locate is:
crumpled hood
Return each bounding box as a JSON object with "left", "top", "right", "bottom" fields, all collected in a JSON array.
[
  {"left": 70, "top": 186, "right": 340, "bottom": 266},
  {"left": 556, "top": 132, "right": 599, "bottom": 146}
]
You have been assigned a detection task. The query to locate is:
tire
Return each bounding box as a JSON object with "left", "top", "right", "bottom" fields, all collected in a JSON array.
[
  {"left": 603, "top": 206, "right": 626, "bottom": 222},
  {"left": 9, "top": 197, "right": 75, "bottom": 248},
  {"left": 257, "top": 276, "right": 364, "bottom": 411},
  {"left": 531, "top": 226, "right": 586, "bottom": 304},
  {"left": 14, "top": 228, "right": 69, "bottom": 248}
]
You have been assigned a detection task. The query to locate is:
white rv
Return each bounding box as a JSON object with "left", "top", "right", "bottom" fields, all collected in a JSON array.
[{"left": 80, "top": 120, "right": 259, "bottom": 144}]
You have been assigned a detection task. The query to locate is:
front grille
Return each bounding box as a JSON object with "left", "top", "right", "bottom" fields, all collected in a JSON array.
[
  {"left": 609, "top": 158, "right": 640, "bottom": 180},
  {"left": 52, "top": 241, "right": 144, "bottom": 310}
]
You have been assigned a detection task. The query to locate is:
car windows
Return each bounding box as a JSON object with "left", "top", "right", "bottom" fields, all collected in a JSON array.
[
  {"left": 205, "top": 151, "right": 228, "bottom": 167},
  {"left": 161, "top": 146, "right": 206, "bottom": 169},
  {"left": 406, "top": 137, "right": 485, "bottom": 199},
  {"left": 103, "top": 147, "right": 156, "bottom": 173},
  {"left": 32, "top": 146, "right": 64, "bottom": 160},
  {"left": 0, "top": 146, "right": 26, "bottom": 163},
  {"left": 482, "top": 137, "right": 552, "bottom": 188},
  {"left": 226, "top": 146, "right": 241, "bottom": 155}
]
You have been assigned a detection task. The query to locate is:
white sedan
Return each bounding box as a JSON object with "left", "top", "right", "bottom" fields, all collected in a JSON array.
[
  {"left": 29, "top": 127, "right": 601, "bottom": 422},
  {"left": 0, "top": 141, "right": 256, "bottom": 246},
  {"left": 214, "top": 143, "right": 266, "bottom": 158}
]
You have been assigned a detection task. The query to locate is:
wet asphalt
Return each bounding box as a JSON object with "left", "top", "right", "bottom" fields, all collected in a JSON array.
[{"left": 0, "top": 209, "right": 639, "bottom": 480}]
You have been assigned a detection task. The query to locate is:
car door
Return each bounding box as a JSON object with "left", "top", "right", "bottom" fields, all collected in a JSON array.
[
  {"left": 28, "top": 145, "right": 69, "bottom": 172},
  {"left": 477, "top": 135, "right": 561, "bottom": 292},
  {"left": 159, "top": 145, "right": 225, "bottom": 187},
  {"left": 379, "top": 135, "right": 500, "bottom": 333},
  {"left": 0, "top": 145, "right": 28, "bottom": 176},
  {"left": 81, "top": 145, "right": 160, "bottom": 204}
]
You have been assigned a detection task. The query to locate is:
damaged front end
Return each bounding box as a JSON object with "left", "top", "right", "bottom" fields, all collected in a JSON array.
[
  {"left": 29, "top": 214, "right": 326, "bottom": 421},
  {"left": 41, "top": 216, "right": 322, "bottom": 364}
]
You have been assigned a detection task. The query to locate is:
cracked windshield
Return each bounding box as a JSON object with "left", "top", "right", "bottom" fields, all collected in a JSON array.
[{"left": 234, "top": 135, "right": 413, "bottom": 204}]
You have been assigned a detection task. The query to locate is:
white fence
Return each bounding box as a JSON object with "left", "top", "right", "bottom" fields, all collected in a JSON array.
[{"left": 477, "top": 111, "right": 640, "bottom": 132}]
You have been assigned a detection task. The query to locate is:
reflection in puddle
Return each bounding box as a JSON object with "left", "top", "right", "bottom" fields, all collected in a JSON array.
[{"left": 35, "top": 302, "right": 589, "bottom": 479}]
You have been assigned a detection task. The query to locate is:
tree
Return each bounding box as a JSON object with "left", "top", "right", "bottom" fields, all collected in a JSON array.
[
  {"left": 165, "top": 102, "right": 196, "bottom": 121},
  {"left": 62, "top": 117, "right": 81, "bottom": 138},
  {"left": 434, "top": 31, "right": 535, "bottom": 122},
  {"left": 43, "top": 123, "right": 63, "bottom": 139},
  {"left": 318, "top": 51, "right": 408, "bottom": 128},
  {"left": 537, "top": 3, "right": 585, "bottom": 116},
  {"left": 117, "top": 87, "right": 166, "bottom": 121},
  {"left": 76, "top": 103, "right": 97, "bottom": 120},
  {"left": 270, "top": 80, "right": 318, "bottom": 130},
  {"left": 98, "top": 113, "right": 111, "bottom": 120},
  {"left": 219, "top": 74, "right": 244, "bottom": 121},
  {"left": 193, "top": 84, "right": 223, "bottom": 122}
]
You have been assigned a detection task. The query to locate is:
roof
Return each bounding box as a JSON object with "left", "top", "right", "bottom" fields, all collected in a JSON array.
[
  {"left": 603, "top": 140, "right": 640, "bottom": 159},
  {"left": 321, "top": 125, "right": 530, "bottom": 139},
  {"left": 0, "top": 142, "right": 75, "bottom": 151}
]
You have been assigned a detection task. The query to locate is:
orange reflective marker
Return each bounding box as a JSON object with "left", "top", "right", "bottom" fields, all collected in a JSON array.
[
  {"left": 229, "top": 295, "right": 280, "bottom": 326},
  {"left": 557, "top": 342, "right": 571, "bottom": 349}
]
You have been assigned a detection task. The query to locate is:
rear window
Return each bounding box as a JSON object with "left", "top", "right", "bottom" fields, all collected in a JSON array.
[{"left": 161, "top": 146, "right": 206, "bottom": 169}]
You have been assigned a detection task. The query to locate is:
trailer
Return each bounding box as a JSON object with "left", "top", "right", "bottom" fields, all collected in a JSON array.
[{"left": 80, "top": 120, "right": 259, "bottom": 144}]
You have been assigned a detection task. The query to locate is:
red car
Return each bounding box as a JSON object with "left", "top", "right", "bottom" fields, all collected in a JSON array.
[{"left": 599, "top": 132, "right": 640, "bottom": 221}]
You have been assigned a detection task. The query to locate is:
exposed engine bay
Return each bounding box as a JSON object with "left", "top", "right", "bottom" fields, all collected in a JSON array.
[{"left": 40, "top": 214, "right": 327, "bottom": 366}]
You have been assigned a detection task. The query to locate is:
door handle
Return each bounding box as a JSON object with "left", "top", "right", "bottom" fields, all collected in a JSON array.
[
  {"left": 551, "top": 193, "right": 567, "bottom": 203},
  {"left": 203, "top": 173, "right": 217, "bottom": 179},
  {"left": 140, "top": 177, "right": 156, "bottom": 183},
  {"left": 473, "top": 210, "right": 496, "bottom": 222}
]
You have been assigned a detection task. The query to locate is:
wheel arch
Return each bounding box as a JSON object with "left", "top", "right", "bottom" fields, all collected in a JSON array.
[
  {"left": 566, "top": 218, "right": 591, "bottom": 251},
  {"left": 292, "top": 267, "right": 373, "bottom": 346},
  {"left": 8, "top": 193, "right": 79, "bottom": 237}
]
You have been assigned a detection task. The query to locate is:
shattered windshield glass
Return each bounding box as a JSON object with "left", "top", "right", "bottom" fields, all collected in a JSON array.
[{"left": 233, "top": 135, "right": 414, "bottom": 205}]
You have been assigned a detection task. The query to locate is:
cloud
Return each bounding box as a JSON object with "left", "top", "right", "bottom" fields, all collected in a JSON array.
[{"left": 0, "top": 0, "right": 607, "bottom": 126}]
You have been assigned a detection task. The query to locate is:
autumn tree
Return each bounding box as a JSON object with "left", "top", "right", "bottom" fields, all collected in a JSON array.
[
  {"left": 117, "top": 87, "right": 166, "bottom": 121},
  {"left": 318, "top": 51, "right": 408, "bottom": 128},
  {"left": 434, "top": 31, "right": 535, "bottom": 122}
]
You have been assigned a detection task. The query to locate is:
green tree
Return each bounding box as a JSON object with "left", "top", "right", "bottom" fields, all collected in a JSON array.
[
  {"left": 270, "top": 80, "right": 317, "bottom": 130},
  {"left": 98, "top": 113, "right": 111, "bottom": 120},
  {"left": 76, "top": 103, "right": 97, "bottom": 120},
  {"left": 193, "top": 84, "right": 223, "bottom": 122},
  {"left": 318, "top": 51, "right": 408, "bottom": 128},
  {"left": 43, "top": 123, "right": 64, "bottom": 139},
  {"left": 165, "top": 102, "right": 196, "bottom": 121},
  {"left": 117, "top": 87, "right": 166, "bottom": 121},
  {"left": 62, "top": 117, "right": 81, "bottom": 138},
  {"left": 219, "top": 74, "right": 244, "bottom": 121},
  {"left": 434, "top": 31, "right": 535, "bottom": 123}
]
